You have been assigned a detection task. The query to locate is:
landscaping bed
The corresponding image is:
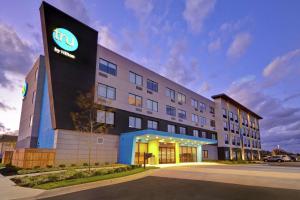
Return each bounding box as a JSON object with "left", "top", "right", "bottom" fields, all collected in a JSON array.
[{"left": 11, "top": 165, "right": 154, "bottom": 189}]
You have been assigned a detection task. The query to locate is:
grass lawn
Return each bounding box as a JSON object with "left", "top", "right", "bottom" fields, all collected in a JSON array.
[{"left": 33, "top": 167, "right": 154, "bottom": 190}]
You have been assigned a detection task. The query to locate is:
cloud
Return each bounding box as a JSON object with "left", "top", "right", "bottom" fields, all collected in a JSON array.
[
  {"left": 263, "top": 49, "right": 300, "bottom": 82},
  {"left": 227, "top": 32, "right": 251, "bottom": 59},
  {"left": 208, "top": 38, "right": 221, "bottom": 52},
  {"left": 0, "top": 23, "right": 35, "bottom": 87},
  {"left": 97, "top": 25, "right": 118, "bottom": 51},
  {"left": 198, "top": 81, "right": 211, "bottom": 93},
  {"left": 0, "top": 101, "right": 15, "bottom": 111},
  {"left": 125, "top": 0, "right": 154, "bottom": 19},
  {"left": 183, "top": 0, "right": 216, "bottom": 33},
  {"left": 283, "top": 92, "right": 300, "bottom": 102},
  {"left": 57, "top": 0, "right": 91, "bottom": 25},
  {"left": 227, "top": 76, "right": 300, "bottom": 152},
  {"left": 162, "top": 40, "right": 201, "bottom": 87}
]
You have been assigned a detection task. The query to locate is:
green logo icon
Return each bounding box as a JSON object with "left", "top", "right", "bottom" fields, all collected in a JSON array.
[{"left": 22, "top": 82, "right": 28, "bottom": 97}]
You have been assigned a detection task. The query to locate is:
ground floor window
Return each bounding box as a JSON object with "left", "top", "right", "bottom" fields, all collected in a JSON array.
[
  {"left": 202, "top": 150, "right": 208, "bottom": 158},
  {"left": 159, "top": 143, "right": 176, "bottom": 164},
  {"left": 180, "top": 146, "right": 197, "bottom": 162},
  {"left": 225, "top": 150, "right": 230, "bottom": 160}
]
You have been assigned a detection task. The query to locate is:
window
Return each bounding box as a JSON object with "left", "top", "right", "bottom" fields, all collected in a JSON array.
[
  {"left": 236, "top": 136, "right": 240, "bottom": 145},
  {"left": 234, "top": 114, "right": 238, "bottom": 122},
  {"left": 191, "top": 99, "right": 198, "bottom": 108},
  {"left": 129, "top": 71, "right": 142, "bottom": 86},
  {"left": 97, "top": 137, "right": 104, "bottom": 144},
  {"left": 243, "top": 138, "right": 247, "bottom": 147},
  {"left": 229, "top": 112, "right": 233, "bottom": 120},
  {"left": 225, "top": 134, "right": 229, "bottom": 144},
  {"left": 210, "top": 120, "right": 215, "bottom": 127},
  {"left": 146, "top": 99, "right": 158, "bottom": 112},
  {"left": 212, "top": 134, "right": 216, "bottom": 140},
  {"left": 129, "top": 116, "right": 141, "bottom": 129},
  {"left": 192, "top": 114, "right": 199, "bottom": 123},
  {"left": 97, "top": 110, "right": 114, "bottom": 125},
  {"left": 225, "top": 150, "right": 230, "bottom": 160},
  {"left": 199, "top": 102, "right": 206, "bottom": 112},
  {"left": 200, "top": 116, "right": 206, "bottom": 126},
  {"left": 29, "top": 115, "right": 33, "bottom": 127},
  {"left": 202, "top": 131, "right": 207, "bottom": 138},
  {"left": 147, "top": 120, "right": 158, "bottom": 130},
  {"left": 98, "top": 83, "right": 116, "bottom": 100},
  {"left": 222, "top": 108, "right": 227, "bottom": 117},
  {"left": 232, "top": 137, "right": 236, "bottom": 145},
  {"left": 167, "top": 124, "right": 175, "bottom": 133},
  {"left": 223, "top": 121, "right": 228, "bottom": 131},
  {"left": 230, "top": 122, "right": 234, "bottom": 133},
  {"left": 203, "top": 150, "right": 208, "bottom": 158},
  {"left": 147, "top": 79, "right": 158, "bottom": 92},
  {"left": 179, "top": 127, "right": 186, "bottom": 134},
  {"left": 99, "top": 58, "right": 117, "bottom": 76},
  {"left": 32, "top": 91, "right": 36, "bottom": 104},
  {"left": 178, "top": 109, "right": 186, "bottom": 119},
  {"left": 166, "top": 88, "right": 175, "bottom": 101},
  {"left": 177, "top": 93, "right": 186, "bottom": 103},
  {"left": 128, "top": 93, "right": 142, "bottom": 107},
  {"left": 210, "top": 106, "right": 215, "bottom": 114},
  {"left": 193, "top": 130, "right": 199, "bottom": 137},
  {"left": 35, "top": 68, "right": 39, "bottom": 80},
  {"left": 166, "top": 105, "right": 176, "bottom": 116}
]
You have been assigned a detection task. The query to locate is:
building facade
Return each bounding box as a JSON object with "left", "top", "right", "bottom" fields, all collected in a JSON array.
[{"left": 16, "top": 2, "right": 262, "bottom": 166}]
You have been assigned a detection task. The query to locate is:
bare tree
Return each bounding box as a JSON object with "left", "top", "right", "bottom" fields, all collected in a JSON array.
[{"left": 70, "top": 88, "right": 112, "bottom": 171}]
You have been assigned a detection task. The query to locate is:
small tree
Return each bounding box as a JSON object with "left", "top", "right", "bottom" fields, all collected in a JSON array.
[
  {"left": 272, "top": 148, "right": 287, "bottom": 156},
  {"left": 70, "top": 88, "right": 112, "bottom": 171}
]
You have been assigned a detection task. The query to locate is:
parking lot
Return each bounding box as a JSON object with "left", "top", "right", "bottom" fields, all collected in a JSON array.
[{"left": 41, "top": 164, "right": 300, "bottom": 200}]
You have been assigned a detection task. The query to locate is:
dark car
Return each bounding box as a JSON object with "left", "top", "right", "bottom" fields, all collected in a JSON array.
[
  {"left": 268, "top": 155, "right": 284, "bottom": 162},
  {"left": 289, "top": 155, "right": 298, "bottom": 162},
  {"left": 262, "top": 156, "right": 271, "bottom": 162}
]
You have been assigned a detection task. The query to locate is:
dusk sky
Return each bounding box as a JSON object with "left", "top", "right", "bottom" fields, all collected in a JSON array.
[{"left": 0, "top": 0, "right": 299, "bottom": 152}]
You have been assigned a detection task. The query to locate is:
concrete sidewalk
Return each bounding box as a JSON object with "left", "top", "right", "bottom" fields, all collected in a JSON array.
[{"left": 0, "top": 174, "right": 44, "bottom": 200}]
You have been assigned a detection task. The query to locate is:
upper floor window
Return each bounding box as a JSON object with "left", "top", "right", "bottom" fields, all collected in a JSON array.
[
  {"left": 128, "top": 93, "right": 142, "bottom": 107},
  {"left": 200, "top": 116, "right": 206, "bottom": 126},
  {"left": 234, "top": 114, "right": 238, "bottom": 122},
  {"left": 178, "top": 109, "right": 186, "bottom": 119},
  {"left": 147, "top": 79, "right": 158, "bottom": 92},
  {"left": 225, "top": 134, "right": 229, "bottom": 144},
  {"left": 210, "top": 106, "right": 215, "bottom": 114},
  {"left": 129, "top": 71, "right": 142, "bottom": 86},
  {"left": 97, "top": 110, "right": 114, "bottom": 125},
  {"left": 98, "top": 83, "right": 116, "bottom": 100},
  {"left": 212, "top": 134, "right": 216, "bottom": 140},
  {"left": 99, "top": 59, "right": 117, "bottom": 76},
  {"left": 29, "top": 115, "right": 33, "bottom": 127},
  {"left": 179, "top": 127, "right": 186, "bottom": 134},
  {"left": 210, "top": 120, "right": 215, "bottom": 127},
  {"left": 166, "top": 105, "right": 176, "bottom": 116},
  {"left": 223, "top": 121, "right": 228, "bottom": 130},
  {"left": 146, "top": 99, "right": 158, "bottom": 112},
  {"left": 193, "top": 130, "right": 199, "bottom": 137},
  {"left": 147, "top": 120, "right": 158, "bottom": 130},
  {"left": 229, "top": 112, "right": 233, "bottom": 120},
  {"left": 177, "top": 93, "right": 186, "bottom": 104},
  {"left": 192, "top": 114, "right": 199, "bottom": 123},
  {"left": 129, "top": 116, "right": 141, "bottom": 129},
  {"left": 166, "top": 88, "right": 175, "bottom": 101},
  {"left": 202, "top": 131, "right": 207, "bottom": 138},
  {"left": 222, "top": 108, "right": 227, "bottom": 117},
  {"left": 199, "top": 102, "right": 206, "bottom": 112},
  {"left": 191, "top": 99, "right": 198, "bottom": 108},
  {"left": 167, "top": 124, "right": 176, "bottom": 133}
]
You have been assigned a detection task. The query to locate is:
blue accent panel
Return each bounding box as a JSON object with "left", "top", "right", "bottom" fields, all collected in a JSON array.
[
  {"left": 37, "top": 75, "right": 54, "bottom": 148},
  {"left": 119, "top": 134, "right": 136, "bottom": 165},
  {"left": 197, "top": 145, "right": 202, "bottom": 162}
]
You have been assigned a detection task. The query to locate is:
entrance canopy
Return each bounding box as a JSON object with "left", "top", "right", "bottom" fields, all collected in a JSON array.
[{"left": 119, "top": 129, "right": 217, "bottom": 165}]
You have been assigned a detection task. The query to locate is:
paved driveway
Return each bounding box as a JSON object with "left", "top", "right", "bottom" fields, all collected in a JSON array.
[{"left": 40, "top": 164, "right": 300, "bottom": 200}]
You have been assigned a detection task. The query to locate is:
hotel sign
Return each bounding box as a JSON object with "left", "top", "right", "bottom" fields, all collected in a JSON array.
[{"left": 52, "top": 28, "right": 78, "bottom": 59}]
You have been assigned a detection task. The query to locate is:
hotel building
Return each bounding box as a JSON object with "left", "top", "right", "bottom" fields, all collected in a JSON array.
[{"left": 16, "top": 2, "right": 262, "bottom": 166}]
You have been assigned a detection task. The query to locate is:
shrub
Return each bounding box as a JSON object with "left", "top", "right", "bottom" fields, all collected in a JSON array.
[
  {"left": 34, "top": 166, "right": 40, "bottom": 169},
  {"left": 92, "top": 170, "right": 104, "bottom": 176},
  {"left": 46, "top": 165, "right": 53, "bottom": 168},
  {"left": 83, "top": 163, "right": 88, "bottom": 166},
  {"left": 71, "top": 164, "right": 76, "bottom": 167},
  {"left": 68, "top": 171, "right": 89, "bottom": 179},
  {"left": 94, "top": 162, "right": 99, "bottom": 166},
  {"left": 104, "top": 162, "right": 110, "bottom": 165},
  {"left": 0, "top": 164, "right": 20, "bottom": 176},
  {"left": 59, "top": 164, "right": 66, "bottom": 168}
]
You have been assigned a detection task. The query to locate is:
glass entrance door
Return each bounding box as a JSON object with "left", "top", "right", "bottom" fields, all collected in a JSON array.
[{"left": 159, "top": 143, "right": 175, "bottom": 164}]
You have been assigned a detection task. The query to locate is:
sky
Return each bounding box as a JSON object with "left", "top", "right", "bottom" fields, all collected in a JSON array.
[{"left": 0, "top": 0, "right": 299, "bottom": 152}]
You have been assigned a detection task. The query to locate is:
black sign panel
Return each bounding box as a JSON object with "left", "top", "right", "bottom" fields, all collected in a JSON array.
[{"left": 40, "top": 2, "right": 98, "bottom": 129}]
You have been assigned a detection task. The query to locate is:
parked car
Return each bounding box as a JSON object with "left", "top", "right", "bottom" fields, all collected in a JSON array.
[
  {"left": 289, "top": 155, "right": 298, "bottom": 162},
  {"left": 262, "top": 156, "right": 271, "bottom": 162},
  {"left": 268, "top": 155, "right": 291, "bottom": 162}
]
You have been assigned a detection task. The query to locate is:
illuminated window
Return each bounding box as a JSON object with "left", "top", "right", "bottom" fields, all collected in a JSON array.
[
  {"left": 167, "top": 124, "right": 175, "bottom": 133},
  {"left": 202, "top": 150, "right": 208, "bottom": 158},
  {"left": 177, "top": 93, "right": 186, "bottom": 103},
  {"left": 193, "top": 130, "right": 199, "bottom": 137},
  {"left": 128, "top": 93, "right": 142, "bottom": 107}
]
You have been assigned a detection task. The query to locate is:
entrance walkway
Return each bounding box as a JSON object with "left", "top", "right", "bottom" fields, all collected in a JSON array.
[
  {"left": 147, "top": 161, "right": 224, "bottom": 168},
  {"left": 0, "top": 174, "right": 44, "bottom": 200}
]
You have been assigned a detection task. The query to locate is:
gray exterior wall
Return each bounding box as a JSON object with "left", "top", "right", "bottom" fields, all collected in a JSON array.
[
  {"left": 54, "top": 129, "right": 119, "bottom": 166},
  {"left": 17, "top": 56, "right": 45, "bottom": 148},
  {"left": 202, "top": 145, "right": 218, "bottom": 160}
]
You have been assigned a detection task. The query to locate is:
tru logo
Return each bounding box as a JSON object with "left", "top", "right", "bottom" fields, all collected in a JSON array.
[{"left": 52, "top": 28, "right": 78, "bottom": 52}]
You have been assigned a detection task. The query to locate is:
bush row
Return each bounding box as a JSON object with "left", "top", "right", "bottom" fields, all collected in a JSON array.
[{"left": 11, "top": 165, "right": 141, "bottom": 188}]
